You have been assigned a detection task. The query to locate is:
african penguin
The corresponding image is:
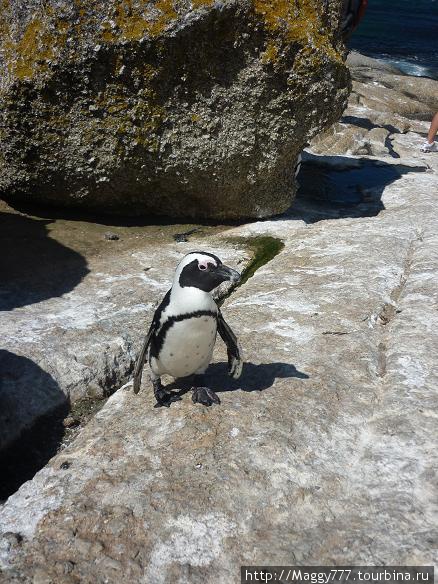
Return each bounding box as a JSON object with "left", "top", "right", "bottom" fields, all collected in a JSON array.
[{"left": 133, "top": 251, "right": 243, "bottom": 407}]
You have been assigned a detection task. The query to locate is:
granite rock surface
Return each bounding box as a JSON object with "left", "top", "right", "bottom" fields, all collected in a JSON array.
[
  {"left": 0, "top": 0, "right": 349, "bottom": 219},
  {"left": 0, "top": 211, "right": 250, "bottom": 452},
  {"left": 311, "top": 51, "right": 437, "bottom": 158},
  {"left": 1, "top": 55, "right": 438, "bottom": 581}
]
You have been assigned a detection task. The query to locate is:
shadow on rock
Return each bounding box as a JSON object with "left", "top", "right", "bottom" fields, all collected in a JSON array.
[
  {"left": 340, "top": 115, "right": 402, "bottom": 136},
  {"left": 165, "top": 361, "right": 309, "bottom": 396},
  {"left": 0, "top": 350, "right": 69, "bottom": 502},
  {"left": 0, "top": 212, "right": 89, "bottom": 310},
  {"left": 291, "top": 153, "right": 426, "bottom": 223}
]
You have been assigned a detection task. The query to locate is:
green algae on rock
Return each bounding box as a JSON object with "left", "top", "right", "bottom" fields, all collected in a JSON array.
[{"left": 0, "top": 0, "right": 350, "bottom": 219}]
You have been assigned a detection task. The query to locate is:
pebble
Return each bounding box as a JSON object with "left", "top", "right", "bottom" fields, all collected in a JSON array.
[
  {"left": 63, "top": 416, "right": 79, "bottom": 428},
  {"left": 104, "top": 232, "right": 120, "bottom": 241}
]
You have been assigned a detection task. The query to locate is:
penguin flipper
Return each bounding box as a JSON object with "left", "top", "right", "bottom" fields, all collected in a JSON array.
[
  {"left": 217, "top": 310, "right": 243, "bottom": 379},
  {"left": 133, "top": 328, "right": 154, "bottom": 394},
  {"left": 133, "top": 289, "right": 171, "bottom": 394}
]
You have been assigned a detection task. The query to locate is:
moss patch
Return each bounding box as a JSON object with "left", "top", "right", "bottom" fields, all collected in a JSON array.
[
  {"left": 62, "top": 395, "right": 107, "bottom": 447},
  {"left": 237, "top": 235, "right": 284, "bottom": 287},
  {"left": 219, "top": 235, "right": 284, "bottom": 305}
]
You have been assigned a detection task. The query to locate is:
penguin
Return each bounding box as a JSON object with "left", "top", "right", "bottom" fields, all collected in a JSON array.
[{"left": 133, "top": 251, "right": 243, "bottom": 407}]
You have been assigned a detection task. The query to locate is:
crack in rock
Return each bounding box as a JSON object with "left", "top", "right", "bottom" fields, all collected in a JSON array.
[{"left": 375, "top": 231, "right": 422, "bottom": 378}]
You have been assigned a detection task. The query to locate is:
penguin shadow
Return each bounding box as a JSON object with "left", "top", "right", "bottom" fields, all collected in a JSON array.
[{"left": 165, "top": 361, "right": 309, "bottom": 398}]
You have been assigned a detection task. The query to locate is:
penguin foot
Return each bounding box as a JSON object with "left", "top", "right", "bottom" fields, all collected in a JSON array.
[
  {"left": 153, "top": 380, "right": 182, "bottom": 408},
  {"left": 191, "top": 387, "right": 221, "bottom": 407},
  {"left": 154, "top": 390, "right": 182, "bottom": 408}
]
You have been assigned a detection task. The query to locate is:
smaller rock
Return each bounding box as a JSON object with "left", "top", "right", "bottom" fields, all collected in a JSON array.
[
  {"left": 173, "top": 228, "right": 202, "bottom": 243},
  {"left": 0, "top": 532, "right": 23, "bottom": 552},
  {"left": 86, "top": 382, "right": 105, "bottom": 399},
  {"left": 62, "top": 416, "right": 79, "bottom": 428},
  {"left": 347, "top": 51, "right": 402, "bottom": 74},
  {"left": 366, "top": 127, "right": 391, "bottom": 157},
  {"left": 104, "top": 232, "right": 119, "bottom": 241}
]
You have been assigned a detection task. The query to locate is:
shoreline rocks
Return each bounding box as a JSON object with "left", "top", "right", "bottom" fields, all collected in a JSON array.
[{"left": 311, "top": 50, "right": 436, "bottom": 158}]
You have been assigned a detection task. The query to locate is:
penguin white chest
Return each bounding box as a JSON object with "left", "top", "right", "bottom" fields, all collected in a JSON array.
[{"left": 156, "top": 315, "right": 217, "bottom": 378}]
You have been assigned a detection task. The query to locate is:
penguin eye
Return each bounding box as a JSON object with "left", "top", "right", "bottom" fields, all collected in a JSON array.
[{"left": 199, "top": 263, "right": 208, "bottom": 271}]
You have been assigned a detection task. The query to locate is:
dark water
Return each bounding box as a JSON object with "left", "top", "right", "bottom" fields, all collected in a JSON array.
[{"left": 349, "top": 0, "right": 438, "bottom": 79}]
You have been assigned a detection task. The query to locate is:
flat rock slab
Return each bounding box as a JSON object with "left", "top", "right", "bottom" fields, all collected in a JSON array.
[
  {"left": 1, "top": 142, "right": 437, "bottom": 580},
  {"left": 0, "top": 206, "right": 250, "bottom": 451}
]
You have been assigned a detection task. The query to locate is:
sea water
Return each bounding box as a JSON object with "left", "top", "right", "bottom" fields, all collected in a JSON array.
[{"left": 349, "top": 0, "right": 438, "bottom": 80}]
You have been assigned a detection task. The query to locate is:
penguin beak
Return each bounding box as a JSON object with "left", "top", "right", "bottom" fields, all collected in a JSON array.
[{"left": 217, "top": 265, "right": 241, "bottom": 284}]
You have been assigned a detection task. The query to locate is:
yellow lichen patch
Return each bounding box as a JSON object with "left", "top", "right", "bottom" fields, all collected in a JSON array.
[
  {"left": 292, "top": 45, "right": 323, "bottom": 76},
  {"left": 253, "top": 0, "right": 342, "bottom": 64},
  {"left": 57, "top": 20, "right": 69, "bottom": 34},
  {"left": 0, "top": 4, "right": 70, "bottom": 82},
  {"left": 191, "top": 0, "right": 214, "bottom": 8},
  {"left": 101, "top": 21, "right": 116, "bottom": 43},
  {"left": 0, "top": 0, "right": 12, "bottom": 52},
  {"left": 114, "top": 1, "right": 148, "bottom": 40},
  {"left": 145, "top": 0, "right": 178, "bottom": 37},
  {"left": 142, "top": 63, "right": 157, "bottom": 79},
  {"left": 113, "top": 0, "right": 177, "bottom": 41},
  {"left": 92, "top": 78, "right": 164, "bottom": 156},
  {"left": 261, "top": 41, "right": 278, "bottom": 63},
  {"left": 102, "top": 30, "right": 116, "bottom": 42},
  {"left": 254, "top": 0, "right": 292, "bottom": 32},
  {"left": 7, "top": 18, "right": 54, "bottom": 79}
]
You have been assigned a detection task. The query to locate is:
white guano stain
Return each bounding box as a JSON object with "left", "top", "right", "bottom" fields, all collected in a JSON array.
[
  {"left": 397, "top": 356, "right": 427, "bottom": 389},
  {"left": 144, "top": 513, "right": 235, "bottom": 584}
]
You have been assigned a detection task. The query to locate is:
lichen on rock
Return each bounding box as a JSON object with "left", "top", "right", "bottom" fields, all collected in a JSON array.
[{"left": 0, "top": 0, "right": 350, "bottom": 218}]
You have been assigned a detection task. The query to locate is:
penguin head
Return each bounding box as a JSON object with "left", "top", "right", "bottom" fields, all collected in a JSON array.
[{"left": 176, "top": 252, "right": 241, "bottom": 293}]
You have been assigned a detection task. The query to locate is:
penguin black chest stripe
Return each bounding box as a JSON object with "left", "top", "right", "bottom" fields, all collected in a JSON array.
[{"left": 150, "top": 309, "right": 217, "bottom": 358}]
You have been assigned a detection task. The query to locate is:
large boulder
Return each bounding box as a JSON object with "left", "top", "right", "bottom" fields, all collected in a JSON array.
[{"left": 0, "top": 0, "right": 350, "bottom": 219}]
